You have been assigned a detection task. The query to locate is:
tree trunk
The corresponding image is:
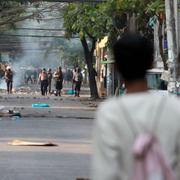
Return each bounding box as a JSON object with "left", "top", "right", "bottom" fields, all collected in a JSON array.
[
  {"left": 158, "top": 18, "right": 168, "bottom": 70},
  {"left": 165, "top": 0, "right": 178, "bottom": 79},
  {"left": 81, "top": 37, "right": 99, "bottom": 99}
]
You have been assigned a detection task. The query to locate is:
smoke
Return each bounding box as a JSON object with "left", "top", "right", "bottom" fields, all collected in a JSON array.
[
  {"left": 0, "top": 3, "right": 83, "bottom": 90},
  {"left": 7, "top": 3, "right": 64, "bottom": 88}
]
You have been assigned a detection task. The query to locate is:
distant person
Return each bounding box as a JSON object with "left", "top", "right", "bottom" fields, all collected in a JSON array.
[
  {"left": 47, "top": 68, "right": 53, "bottom": 94},
  {"left": 39, "top": 68, "right": 48, "bottom": 96},
  {"left": 5, "top": 66, "right": 13, "bottom": 94},
  {"left": 72, "top": 68, "right": 77, "bottom": 93},
  {"left": 26, "top": 70, "right": 33, "bottom": 84},
  {"left": 53, "top": 66, "right": 63, "bottom": 96},
  {"left": 74, "top": 68, "right": 83, "bottom": 97},
  {"left": 33, "top": 69, "right": 38, "bottom": 84},
  {"left": 92, "top": 33, "right": 180, "bottom": 180}
]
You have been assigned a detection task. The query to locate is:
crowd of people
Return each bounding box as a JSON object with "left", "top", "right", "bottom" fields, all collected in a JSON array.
[
  {"left": 0, "top": 63, "right": 83, "bottom": 97},
  {"left": 37, "top": 66, "right": 83, "bottom": 97}
]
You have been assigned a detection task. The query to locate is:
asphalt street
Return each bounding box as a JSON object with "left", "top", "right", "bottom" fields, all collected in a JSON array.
[{"left": 0, "top": 93, "right": 97, "bottom": 180}]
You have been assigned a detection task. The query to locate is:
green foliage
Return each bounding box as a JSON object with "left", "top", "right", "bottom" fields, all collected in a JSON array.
[
  {"left": 146, "top": 0, "right": 165, "bottom": 15},
  {"left": 63, "top": 3, "right": 110, "bottom": 41},
  {"left": 59, "top": 40, "right": 85, "bottom": 68}
]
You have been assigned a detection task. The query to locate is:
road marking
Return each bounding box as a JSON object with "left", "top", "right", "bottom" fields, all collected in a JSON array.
[{"left": 3, "top": 105, "right": 96, "bottom": 110}]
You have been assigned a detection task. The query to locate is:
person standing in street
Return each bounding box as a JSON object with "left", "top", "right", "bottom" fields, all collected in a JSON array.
[
  {"left": 74, "top": 67, "right": 83, "bottom": 97},
  {"left": 72, "top": 68, "right": 77, "bottom": 94},
  {"left": 5, "top": 66, "right": 13, "bottom": 94},
  {"left": 92, "top": 33, "right": 180, "bottom": 180},
  {"left": 53, "top": 66, "right": 63, "bottom": 96},
  {"left": 47, "top": 68, "right": 53, "bottom": 94},
  {"left": 39, "top": 68, "right": 48, "bottom": 96}
]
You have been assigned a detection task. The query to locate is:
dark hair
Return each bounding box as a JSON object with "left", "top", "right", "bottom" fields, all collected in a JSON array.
[{"left": 113, "top": 33, "right": 154, "bottom": 81}]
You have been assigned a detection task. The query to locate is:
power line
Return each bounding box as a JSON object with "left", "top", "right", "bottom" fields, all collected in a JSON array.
[
  {"left": 28, "top": 0, "right": 105, "bottom": 2},
  {"left": 14, "top": 27, "right": 65, "bottom": 31},
  {"left": 0, "top": 34, "right": 78, "bottom": 38},
  {"left": 0, "top": 42, "right": 52, "bottom": 44},
  {"left": 0, "top": 2, "right": 63, "bottom": 27},
  {"left": 0, "top": 48, "right": 61, "bottom": 50},
  {"left": 0, "top": 48, "right": 62, "bottom": 52}
]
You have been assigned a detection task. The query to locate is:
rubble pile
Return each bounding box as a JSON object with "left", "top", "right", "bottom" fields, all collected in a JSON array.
[{"left": 13, "top": 86, "right": 39, "bottom": 95}]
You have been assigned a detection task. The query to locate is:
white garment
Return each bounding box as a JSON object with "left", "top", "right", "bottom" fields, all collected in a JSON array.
[{"left": 92, "top": 92, "right": 180, "bottom": 180}]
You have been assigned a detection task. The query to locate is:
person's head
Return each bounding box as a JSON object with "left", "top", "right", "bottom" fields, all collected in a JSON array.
[
  {"left": 6, "top": 66, "right": 11, "bottom": 71},
  {"left": 48, "top": 68, "right": 51, "bottom": 72},
  {"left": 42, "top": 68, "right": 46, "bottom": 72},
  {"left": 113, "top": 33, "right": 154, "bottom": 82}
]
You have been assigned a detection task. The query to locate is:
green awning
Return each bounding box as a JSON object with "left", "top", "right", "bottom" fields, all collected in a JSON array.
[{"left": 100, "top": 60, "right": 115, "bottom": 64}]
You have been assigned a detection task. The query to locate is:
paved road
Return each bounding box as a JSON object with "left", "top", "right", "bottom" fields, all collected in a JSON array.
[{"left": 0, "top": 94, "right": 96, "bottom": 180}]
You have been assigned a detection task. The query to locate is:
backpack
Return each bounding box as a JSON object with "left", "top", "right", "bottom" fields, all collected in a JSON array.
[{"left": 121, "top": 98, "right": 175, "bottom": 180}]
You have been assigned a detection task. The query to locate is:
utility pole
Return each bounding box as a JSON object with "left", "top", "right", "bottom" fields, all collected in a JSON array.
[
  {"left": 175, "top": 0, "right": 180, "bottom": 81},
  {"left": 165, "top": 0, "right": 179, "bottom": 92}
]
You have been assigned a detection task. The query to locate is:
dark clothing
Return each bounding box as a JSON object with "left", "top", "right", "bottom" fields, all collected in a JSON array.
[
  {"left": 39, "top": 71, "right": 48, "bottom": 96},
  {"left": 5, "top": 70, "right": 13, "bottom": 94},
  {"left": 48, "top": 79, "right": 52, "bottom": 93},
  {"left": 5, "top": 70, "right": 13, "bottom": 82},
  {"left": 48, "top": 72, "right": 53, "bottom": 93},
  {"left": 55, "top": 80, "right": 63, "bottom": 90},
  {"left": 7, "top": 80, "right": 13, "bottom": 94},
  {"left": 54, "top": 71, "right": 63, "bottom": 96},
  {"left": 41, "top": 80, "right": 48, "bottom": 96},
  {"left": 75, "top": 72, "right": 83, "bottom": 97},
  {"left": 75, "top": 81, "right": 82, "bottom": 91}
]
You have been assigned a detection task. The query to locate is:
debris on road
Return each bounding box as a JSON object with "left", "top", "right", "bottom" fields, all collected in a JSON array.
[
  {"left": 66, "top": 89, "right": 75, "bottom": 95},
  {"left": 8, "top": 140, "right": 58, "bottom": 146},
  {"left": 0, "top": 108, "right": 21, "bottom": 117},
  {"left": 32, "top": 104, "right": 50, "bottom": 108},
  {"left": 11, "top": 116, "right": 21, "bottom": 121}
]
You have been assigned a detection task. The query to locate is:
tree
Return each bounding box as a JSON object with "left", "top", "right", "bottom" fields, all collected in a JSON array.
[
  {"left": 146, "top": 0, "right": 168, "bottom": 70},
  {"left": 102, "top": 0, "right": 168, "bottom": 70},
  {"left": 0, "top": 1, "right": 61, "bottom": 30},
  {"left": 63, "top": 3, "right": 110, "bottom": 98},
  {"left": 165, "top": 0, "right": 179, "bottom": 81}
]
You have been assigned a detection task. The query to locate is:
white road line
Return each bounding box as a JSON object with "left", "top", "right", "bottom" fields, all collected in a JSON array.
[{"left": 1, "top": 105, "right": 96, "bottom": 110}]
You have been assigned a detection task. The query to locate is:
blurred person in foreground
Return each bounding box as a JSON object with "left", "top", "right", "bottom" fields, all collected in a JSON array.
[
  {"left": 92, "top": 33, "right": 180, "bottom": 180},
  {"left": 5, "top": 66, "right": 13, "bottom": 94}
]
